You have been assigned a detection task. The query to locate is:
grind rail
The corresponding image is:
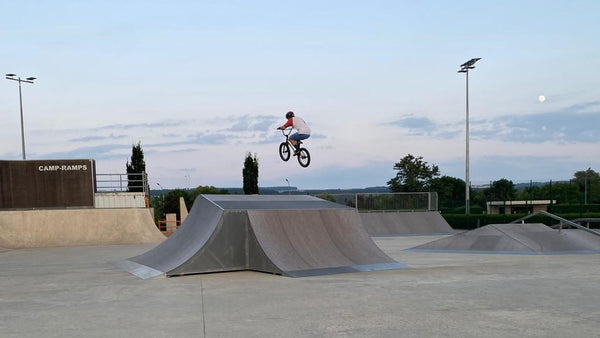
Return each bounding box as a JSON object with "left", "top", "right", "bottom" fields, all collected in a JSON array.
[{"left": 511, "top": 210, "right": 600, "bottom": 237}]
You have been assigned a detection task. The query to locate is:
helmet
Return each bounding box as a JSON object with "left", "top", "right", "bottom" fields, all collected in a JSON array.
[{"left": 285, "top": 111, "right": 294, "bottom": 119}]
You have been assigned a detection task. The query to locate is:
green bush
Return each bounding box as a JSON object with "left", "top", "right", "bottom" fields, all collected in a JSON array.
[
  {"left": 548, "top": 204, "right": 600, "bottom": 213},
  {"left": 440, "top": 205, "right": 484, "bottom": 215}
]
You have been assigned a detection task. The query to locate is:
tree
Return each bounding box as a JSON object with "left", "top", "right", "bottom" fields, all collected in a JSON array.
[
  {"left": 126, "top": 141, "right": 146, "bottom": 192},
  {"left": 242, "top": 152, "right": 259, "bottom": 194},
  {"left": 430, "top": 176, "right": 465, "bottom": 208},
  {"left": 387, "top": 154, "right": 440, "bottom": 192},
  {"left": 573, "top": 168, "right": 600, "bottom": 204},
  {"left": 484, "top": 178, "right": 516, "bottom": 201},
  {"left": 538, "top": 181, "right": 580, "bottom": 204},
  {"left": 316, "top": 193, "right": 336, "bottom": 203},
  {"left": 162, "top": 189, "right": 190, "bottom": 220},
  {"left": 518, "top": 184, "right": 542, "bottom": 201},
  {"left": 189, "top": 185, "right": 229, "bottom": 203}
]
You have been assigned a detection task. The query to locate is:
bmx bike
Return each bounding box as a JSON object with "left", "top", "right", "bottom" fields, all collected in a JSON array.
[{"left": 278, "top": 128, "right": 311, "bottom": 168}]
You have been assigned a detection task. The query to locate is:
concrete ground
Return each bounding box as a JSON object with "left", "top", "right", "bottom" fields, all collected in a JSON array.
[{"left": 1, "top": 235, "right": 599, "bottom": 338}]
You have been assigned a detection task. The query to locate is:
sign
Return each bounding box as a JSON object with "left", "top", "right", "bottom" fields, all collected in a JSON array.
[{"left": 0, "top": 159, "right": 96, "bottom": 209}]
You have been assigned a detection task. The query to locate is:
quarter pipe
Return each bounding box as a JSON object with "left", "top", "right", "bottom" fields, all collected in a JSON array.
[
  {"left": 0, "top": 208, "right": 165, "bottom": 249},
  {"left": 360, "top": 211, "right": 454, "bottom": 236}
]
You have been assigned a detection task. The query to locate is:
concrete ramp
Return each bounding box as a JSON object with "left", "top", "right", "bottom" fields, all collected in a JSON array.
[
  {"left": 360, "top": 211, "right": 454, "bottom": 236},
  {"left": 408, "top": 223, "right": 600, "bottom": 254},
  {"left": 117, "top": 195, "right": 406, "bottom": 278},
  {"left": 0, "top": 208, "right": 165, "bottom": 249}
]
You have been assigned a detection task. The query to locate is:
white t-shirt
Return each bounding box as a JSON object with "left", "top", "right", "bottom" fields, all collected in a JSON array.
[{"left": 292, "top": 117, "right": 311, "bottom": 135}]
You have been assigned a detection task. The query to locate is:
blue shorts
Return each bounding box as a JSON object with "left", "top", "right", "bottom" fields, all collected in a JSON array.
[{"left": 290, "top": 133, "right": 310, "bottom": 142}]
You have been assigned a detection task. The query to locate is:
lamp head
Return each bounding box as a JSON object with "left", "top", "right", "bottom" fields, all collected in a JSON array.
[{"left": 460, "top": 58, "right": 481, "bottom": 68}]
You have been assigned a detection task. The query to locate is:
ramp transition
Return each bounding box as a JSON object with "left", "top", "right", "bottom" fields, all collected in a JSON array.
[
  {"left": 360, "top": 211, "right": 454, "bottom": 236},
  {"left": 117, "top": 195, "right": 406, "bottom": 278},
  {"left": 0, "top": 208, "right": 165, "bottom": 249},
  {"left": 408, "top": 223, "right": 600, "bottom": 254}
]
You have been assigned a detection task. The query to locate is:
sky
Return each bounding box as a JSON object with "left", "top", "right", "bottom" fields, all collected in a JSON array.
[{"left": 1, "top": 0, "right": 599, "bottom": 190}]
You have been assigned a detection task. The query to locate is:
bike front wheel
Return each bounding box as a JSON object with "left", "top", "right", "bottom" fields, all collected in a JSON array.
[
  {"left": 279, "top": 142, "right": 291, "bottom": 161},
  {"left": 297, "top": 148, "right": 311, "bottom": 167}
]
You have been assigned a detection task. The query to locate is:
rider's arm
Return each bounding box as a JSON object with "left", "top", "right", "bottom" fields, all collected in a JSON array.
[{"left": 280, "top": 117, "right": 293, "bottom": 129}]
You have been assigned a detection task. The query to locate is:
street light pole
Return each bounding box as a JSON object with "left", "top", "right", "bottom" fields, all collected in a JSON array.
[
  {"left": 458, "top": 58, "right": 481, "bottom": 215},
  {"left": 285, "top": 178, "right": 291, "bottom": 195},
  {"left": 156, "top": 183, "right": 165, "bottom": 204},
  {"left": 6, "top": 74, "right": 36, "bottom": 160}
]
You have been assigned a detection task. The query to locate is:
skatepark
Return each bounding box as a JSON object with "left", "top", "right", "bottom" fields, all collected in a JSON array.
[
  {"left": 3, "top": 186, "right": 600, "bottom": 337},
  {"left": 2, "top": 160, "right": 600, "bottom": 336},
  {"left": 3, "top": 233, "right": 600, "bottom": 337}
]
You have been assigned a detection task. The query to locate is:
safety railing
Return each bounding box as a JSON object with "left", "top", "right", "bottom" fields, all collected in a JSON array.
[
  {"left": 96, "top": 172, "right": 149, "bottom": 194},
  {"left": 570, "top": 218, "right": 600, "bottom": 229},
  {"left": 157, "top": 219, "right": 181, "bottom": 232}
]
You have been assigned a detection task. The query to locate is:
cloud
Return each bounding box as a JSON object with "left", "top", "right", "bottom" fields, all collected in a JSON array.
[
  {"left": 471, "top": 101, "right": 600, "bottom": 143},
  {"left": 222, "top": 114, "right": 279, "bottom": 132},
  {"left": 188, "top": 132, "right": 230, "bottom": 145},
  {"left": 25, "top": 114, "right": 288, "bottom": 158},
  {"left": 390, "top": 101, "right": 600, "bottom": 145},
  {"left": 390, "top": 115, "right": 459, "bottom": 139},
  {"left": 69, "top": 134, "right": 127, "bottom": 142},
  {"left": 33, "top": 144, "right": 130, "bottom": 160}
]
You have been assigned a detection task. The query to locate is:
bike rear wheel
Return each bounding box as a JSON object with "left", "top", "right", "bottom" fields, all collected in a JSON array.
[
  {"left": 279, "top": 142, "right": 291, "bottom": 161},
  {"left": 297, "top": 148, "right": 310, "bottom": 167}
]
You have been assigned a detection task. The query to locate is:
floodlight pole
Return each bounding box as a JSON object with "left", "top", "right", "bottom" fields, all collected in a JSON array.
[
  {"left": 156, "top": 183, "right": 165, "bottom": 204},
  {"left": 5, "top": 74, "right": 36, "bottom": 160},
  {"left": 458, "top": 58, "right": 481, "bottom": 215}
]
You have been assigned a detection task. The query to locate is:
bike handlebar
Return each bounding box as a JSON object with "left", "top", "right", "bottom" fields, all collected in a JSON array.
[{"left": 278, "top": 127, "right": 292, "bottom": 136}]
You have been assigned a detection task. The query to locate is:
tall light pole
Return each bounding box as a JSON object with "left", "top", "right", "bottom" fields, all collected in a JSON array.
[
  {"left": 156, "top": 183, "right": 165, "bottom": 202},
  {"left": 285, "top": 178, "right": 291, "bottom": 195},
  {"left": 458, "top": 58, "right": 481, "bottom": 215},
  {"left": 6, "top": 74, "right": 36, "bottom": 160}
]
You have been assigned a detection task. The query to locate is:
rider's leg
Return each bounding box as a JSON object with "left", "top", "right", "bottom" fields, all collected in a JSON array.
[
  {"left": 289, "top": 134, "right": 301, "bottom": 150},
  {"left": 290, "top": 133, "right": 310, "bottom": 153}
]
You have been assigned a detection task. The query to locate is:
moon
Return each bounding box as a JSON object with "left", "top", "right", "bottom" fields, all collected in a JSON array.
[{"left": 538, "top": 95, "right": 546, "bottom": 103}]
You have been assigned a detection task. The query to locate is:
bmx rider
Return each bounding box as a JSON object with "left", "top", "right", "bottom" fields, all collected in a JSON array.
[{"left": 277, "top": 111, "right": 311, "bottom": 154}]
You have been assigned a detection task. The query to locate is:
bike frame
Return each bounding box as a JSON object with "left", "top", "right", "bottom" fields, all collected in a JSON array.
[
  {"left": 278, "top": 127, "right": 311, "bottom": 167},
  {"left": 280, "top": 127, "right": 302, "bottom": 149}
]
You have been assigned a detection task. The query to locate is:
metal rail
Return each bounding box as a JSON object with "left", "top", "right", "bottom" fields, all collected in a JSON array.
[
  {"left": 570, "top": 218, "right": 600, "bottom": 229},
  {"left": 96, "top": 172, "right": 148, "bottom": 194},
  {"left": 511, "top": 210, "right": 600, "bottom": 237}
]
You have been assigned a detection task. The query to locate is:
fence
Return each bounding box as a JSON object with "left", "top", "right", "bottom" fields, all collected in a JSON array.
[
  {"left": 157, "top": 219, "right": 181, "bottom": 232},
  {"left": 355, "top": 192, "right": 438, "bottom": 212},
  {"left": 95, "top": 172, "right": 149, "bottom": 194}
]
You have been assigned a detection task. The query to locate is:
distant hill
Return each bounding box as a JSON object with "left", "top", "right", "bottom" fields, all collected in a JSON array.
[
  {"left": 224, "top": 186, "right": 391, "bottom": 195},
  {"left": 472, "top": 181, "right": 571, "bottom": 191},
  {"left": 150, "top": 186, "right": 391, "bottom": 196}
]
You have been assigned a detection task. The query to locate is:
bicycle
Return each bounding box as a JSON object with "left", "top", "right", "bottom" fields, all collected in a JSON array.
[{"left": 278, "top": 127, "right": 311, "bottom": 167}]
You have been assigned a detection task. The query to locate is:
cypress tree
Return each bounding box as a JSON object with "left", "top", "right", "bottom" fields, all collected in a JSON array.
[
  {"left": 126, "top": 141, "right": 146, "bottom": 192},
  {"left": 242, "top": 152, "right": 259, "bottom": 194}
]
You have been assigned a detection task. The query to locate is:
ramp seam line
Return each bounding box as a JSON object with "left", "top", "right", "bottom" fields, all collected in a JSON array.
[
  {"left": 203, "top": 194, "right": 225, "bottom": 211},
  {"left": 489, "top": 224, "right": 539, "bottom": 251},
  {"left": 201, "top": 281, "right": 206, "bottom": 338}
]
